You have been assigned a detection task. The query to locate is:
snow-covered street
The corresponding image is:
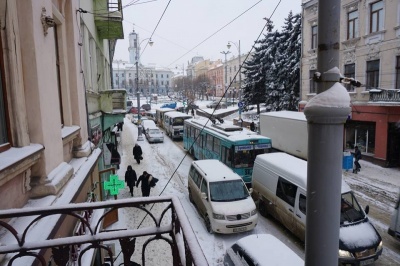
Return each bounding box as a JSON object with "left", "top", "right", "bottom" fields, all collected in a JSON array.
[{"left": 112, "top": 112, "right": 400, "bottom": 265}]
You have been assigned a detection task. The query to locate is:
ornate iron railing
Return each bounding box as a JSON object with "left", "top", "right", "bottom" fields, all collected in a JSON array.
[
  {"left": 369, "top": 89, "right": 400, "bottom": 102},
  {"left": 0, "top": 196, "right": 208, "bottom": 266}
]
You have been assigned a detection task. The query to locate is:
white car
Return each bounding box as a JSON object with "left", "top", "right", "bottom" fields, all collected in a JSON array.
[
  {"left": 131, "top": 115, "right": 148, "bottom": 125},
  {"left": 145, "top": 126, "right": 164, "bottom": 143},
  {"left": 224, "top": 234, "right": 304, "bottom": 266}
]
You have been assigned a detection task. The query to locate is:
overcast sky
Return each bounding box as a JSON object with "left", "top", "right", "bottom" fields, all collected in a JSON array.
[{"left": 114, "top": 0, "right": 302, "bottom": 70}]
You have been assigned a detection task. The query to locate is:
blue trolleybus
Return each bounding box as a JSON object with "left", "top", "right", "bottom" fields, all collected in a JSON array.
[{"left": 183, "top": 117, "right": 272, "bottom": 186}]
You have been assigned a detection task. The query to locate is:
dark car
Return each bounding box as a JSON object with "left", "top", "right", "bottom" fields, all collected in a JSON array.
[
  {"left": 206, "top": 101, "right": 227, "bottom": 109},
  {"left": 141, "top": 104, "right": 151, "bottom": 111}
]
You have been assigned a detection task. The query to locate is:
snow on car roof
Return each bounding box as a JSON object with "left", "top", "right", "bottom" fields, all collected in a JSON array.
[
  {"left": 255, "top": 152, "right": 351, "bottom": 193},
  {"left": 192, "top": 160, "right": 241, "bottom": 182},
  {"left": 233, "top": 234, "right": 304, "bottom": 265}
]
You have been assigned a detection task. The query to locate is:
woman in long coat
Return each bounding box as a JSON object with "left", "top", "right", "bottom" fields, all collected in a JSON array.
[
  {"left": 132, "top": 143, "right": 143, "bottom": 164},
  {"left": 125, "top": 165, "right": 137, "bottom": 196}
]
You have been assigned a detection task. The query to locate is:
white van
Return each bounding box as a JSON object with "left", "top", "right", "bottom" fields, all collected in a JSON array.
[
  {"left": 252, "top": 153, "right": 383, "bottom": 265},
  {"left": 388, "top": 190, "right": 400, "bottom": 241},
  {"left": 188, "top": 159, "right": 258, "bottom": 234},
  {"left": 144, "top": 125, "right": 164, "bottom": 143}
]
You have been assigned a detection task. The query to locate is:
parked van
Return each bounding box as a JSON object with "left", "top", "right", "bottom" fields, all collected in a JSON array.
[
  {"left": 252, "top": 153, "right": 382, "bottom": 265},
  {"left": 188, "top": 159, "right": 258, "bottom": 234},
  {"left": 144, "top": 125, "right": 164, "bottom": 143},
  {"left": 388, "top": 190, "right": 400, "bottom": 241}
]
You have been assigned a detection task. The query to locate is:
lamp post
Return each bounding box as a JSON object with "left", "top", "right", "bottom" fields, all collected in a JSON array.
[
  {"left": 227, "top": 40, "right": 241, "bottom": 120},
  {"left": 176, "top": 63, "right": 185, "bottom": 104},
  {"left": 220, "top": 51, "right": 230, "bottom": 104},
  {"left": 135, "top": 37, "right": 153, "bottom": 141}
]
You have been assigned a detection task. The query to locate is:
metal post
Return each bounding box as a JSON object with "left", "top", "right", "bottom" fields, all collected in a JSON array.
[
  {"left": 305, "top": 1, "right": 344, "bottom": 265},
  {"left": 221, "top": 51, "right": 230, "bottom": 104},
  {"left": 238, "top": 40, "right": 241, "bottom": 120}
]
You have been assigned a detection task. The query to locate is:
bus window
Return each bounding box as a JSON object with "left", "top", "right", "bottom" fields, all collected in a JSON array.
[{"left": 206, "top": 134, "right": 213, "bottom": 150}]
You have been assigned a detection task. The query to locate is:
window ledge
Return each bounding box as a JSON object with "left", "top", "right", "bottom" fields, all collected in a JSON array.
[
  {"left": 0, "top": 144, "right": 44, "bottom": 186},
  {"left": 306, "top": 93, "right": 317, "bottom": 96},
  {"left": 363, "top": 29, "right": 386, "bottom": 39},
  {"left": 62, "top": 126, "right": 80, "bottom": 145}
]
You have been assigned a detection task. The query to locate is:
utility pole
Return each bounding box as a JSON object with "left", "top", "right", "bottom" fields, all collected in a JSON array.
[
  {"left": 220, "top": 51, "right": 230, "bottom": 104},
  {"left": 227, "top": 40, "right": 242, "bottom": 120},
  {"left": 304, "top": 1, "right": 350, "bottom": 266}
]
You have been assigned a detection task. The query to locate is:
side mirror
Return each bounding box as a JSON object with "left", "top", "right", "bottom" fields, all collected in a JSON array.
[
  {"left": 248, "top": 188, "right": 253, "bottom": 194},
  {"left": 364, "top": 205, "right": 369, "bottom": 215},
  {"left": 201, "top": 192, "right": 208, "bottom": 200}
]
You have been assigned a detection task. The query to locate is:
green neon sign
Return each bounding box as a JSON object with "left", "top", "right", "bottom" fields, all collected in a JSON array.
[{"left": 104, "top": 174, "right": 125, "bottom": 196}]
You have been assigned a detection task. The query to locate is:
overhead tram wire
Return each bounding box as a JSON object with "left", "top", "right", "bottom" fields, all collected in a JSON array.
[
  {"left": 166, "top": 0, "right": 263, "bottom": 68},
  {"left": 157, "top": 0, "right": 284, "bottom": 197}
]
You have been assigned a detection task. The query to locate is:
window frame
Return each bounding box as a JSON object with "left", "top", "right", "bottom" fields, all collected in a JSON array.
[
  {"left": 370, "top": 1, "right": 384, "bottom": 33},
  {"left": 347, "top": 10, "right": 359, "bottom": 39},
  {"left": 309, "top": 70, "right": 317, "bottom": 93},
  {"left": 366, "top": 59, "right": 380, "bottom": 90},
  {"left": 344, "top": 63, "right": 356, "bottom": 92},
  {"left": 396, "top": 56, "right": 400, "bottom": 89},
  {"left": 311, "top": 25, "right": 318, "bottom": 50},
  {"left": 0, "top": 33, "right": 11, "bottom": 152}
]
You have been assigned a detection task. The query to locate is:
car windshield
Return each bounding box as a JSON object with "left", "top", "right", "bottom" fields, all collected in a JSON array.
[
  {"left": 209, "top": 180, "right": 249, "bottom": 202},
  {"left": 340, "top": 192, "right": 365, "bottom": 224}
]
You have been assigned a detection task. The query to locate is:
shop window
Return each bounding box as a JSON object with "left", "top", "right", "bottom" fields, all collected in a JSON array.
[{"left": 345, "top": 122, "right": 375, "bottom": 154}]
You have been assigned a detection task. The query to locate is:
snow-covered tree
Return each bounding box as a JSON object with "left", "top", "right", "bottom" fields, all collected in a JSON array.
[{"left": 242, "top": 11, "right": 302, "bottom": 113}]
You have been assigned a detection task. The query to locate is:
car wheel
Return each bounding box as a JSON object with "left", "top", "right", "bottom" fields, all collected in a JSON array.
[
  {"left": 205, "top": 215, "right": 213, "bottom": 233},
  {"left": 188, "top": 189, "right": 194, "bottom": 203},
  {"left": 258, "top": 200, "right": 268, "bottom": 217}
]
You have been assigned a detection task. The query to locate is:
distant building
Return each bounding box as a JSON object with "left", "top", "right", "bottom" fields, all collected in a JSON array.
[{"left": 300, "top": 0, "right": 400, "bottom": 166}]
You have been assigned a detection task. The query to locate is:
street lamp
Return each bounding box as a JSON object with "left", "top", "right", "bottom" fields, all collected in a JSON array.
[
  {"left": 176, "top": 64, "right": 185, "bottom": 104},
  {"left": 227, "top": 40, "right": 241, "bottom": 120},
  {"left": 135, "top": 37, "right": 154, "bottom": 141},
  {"left": 220, "top": 51, "right": 230, "bottom": 104}
]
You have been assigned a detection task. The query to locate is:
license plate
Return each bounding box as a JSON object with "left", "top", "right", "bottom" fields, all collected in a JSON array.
[
  {"left": 360, "top": 258, "right": 374, "bottom": 266},
  {"left": 233, "top": 227, "right": 247, "bottom": 232}
]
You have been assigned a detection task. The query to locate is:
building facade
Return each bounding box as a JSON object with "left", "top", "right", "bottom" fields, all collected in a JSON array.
[
  {"left": 300, "top": 0, "right": 400, "bottom": 166},
  {"left": 0, "top": 0, "right": 124, "bottom": 264}
]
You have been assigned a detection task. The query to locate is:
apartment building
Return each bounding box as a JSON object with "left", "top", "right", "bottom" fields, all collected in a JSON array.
[
  {"left": 0, "top": 0, "right": 124, "bottom": 264},
  {"left": 300, "top": 0, "right": 400, "bottom": 166}
]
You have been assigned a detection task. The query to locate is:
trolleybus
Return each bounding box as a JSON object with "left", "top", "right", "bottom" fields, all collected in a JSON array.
[{"left": 183, "top": 117, "right": 272, "bottom": 186}]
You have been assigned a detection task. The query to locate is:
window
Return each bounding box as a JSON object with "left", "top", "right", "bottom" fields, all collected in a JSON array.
[
  {"left": 167, "top": 74, "right": 169, "bottom": 78},
  {"left": 347, "top": 10, "right": 359, "bottom": 39},
  {"left": 201, "top": 179, "right": 208, "bottom": 194},
  {"left": 309, "top": 70, "right": 317, "bottom": 93},
  {"left": 276, "top": 177, "right": 297, "bottom": 207},
  {"left": 206, "top": 134, "right": 213, "bottom": 150},
  {"left": 122, "top": 73, "right": 124, "bottom": 77},
  {"left": 311, "top": 25, "right": 318, "bottom": 49},
  {"left": 213, "top": 138, "right": 220, "bottom": 153},
  {"left": 299, "top": 194, "right": 306, "bottom": 214},
  {"left": 344, "top": 64, "right": 355, "bottom": 92},
  {"left": 345, "top": 121, "right": 375, "bottom": 154},
  {"left": 366, "top": 60, "right": 380, "bottom": 90},
  {"left": 0, "top": 40, "right": 10, "bottom": 151},
  {"left": 370, "top": 1, "right": 384, "bottom": 33},
  {"left": 129, "top": 73, "right": 131, "bottom": 77},
  {"left": 161, "top": 74, "right": 163, "bottom": 78},
  {"left": 396, "top": 56, "right": 400, "bottom": 89}
]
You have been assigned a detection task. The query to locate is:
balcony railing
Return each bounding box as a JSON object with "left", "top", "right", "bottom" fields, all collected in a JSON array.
[
  {"left": 369, "top": 89, "right": 400, "bottom": 102},
  {"left": 0, "top": 196, "right": 208, "bottom": 266}
]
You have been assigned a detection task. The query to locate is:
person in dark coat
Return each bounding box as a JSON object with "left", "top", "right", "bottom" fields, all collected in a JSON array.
[
  {"left": 132, "top": 143, "right": 143, "bottom": 164},
  {"left": 125, "top": 165, "right": 137, "bottom": 196},
  {"left": 136, "top": 171, "right": 153, "bottom": 197},
  {"left": 250, "top": 121, "right": 255, "bottom": 132},
  {"left": 352, "top": 146, "right": 362, "bottom": 173}
]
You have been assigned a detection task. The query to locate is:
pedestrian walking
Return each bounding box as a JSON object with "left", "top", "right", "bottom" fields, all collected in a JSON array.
[
  {"left": 125, "top": 165, "right": 137, "bottom": 197},
  {"left": 136, "top": 171, "right": 153, "bottom": 197},
  {"left": 352, "top": 146, "right": 362, "bottom": 173},
  {"left": 132, "top": 143, "right": 143, "bottom": 164},
  {"left": 191, "top": 108, "right": 195, "bottom": 117},
  {"left": 250, "top": 121, "right": 255, "bottom": 132}
]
